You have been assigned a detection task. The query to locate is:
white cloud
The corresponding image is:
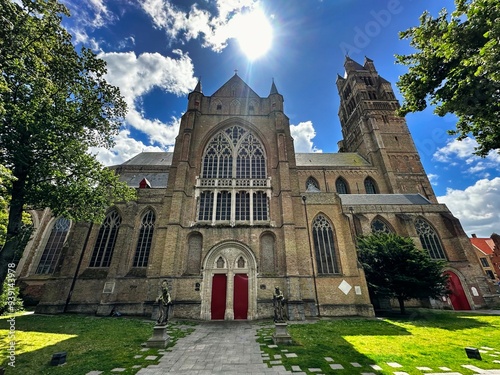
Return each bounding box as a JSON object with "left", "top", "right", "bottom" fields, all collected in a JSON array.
[
  {"left": 90, "top": 129, "right": 165, "bottom": 166},
  {"left": 433, "top": 138, "right": 500, "bottom": 175},
  {"left": 99, "top": 50, "right": 197, "bottom": 148},
  {"left": 140, "top": 0, "right": 260, "bottom": 52},
  {"left": 437, "top": 177, "right": 500, "bottom": 237},
  {"left": 65, "top": 0, "right": 116, "bottom": 30},
  {"left": 427, "top": 173, "right": 438, "bottom": 186},
  {"left": 290, "top": 121, "right": 322, "bottom": 153}
]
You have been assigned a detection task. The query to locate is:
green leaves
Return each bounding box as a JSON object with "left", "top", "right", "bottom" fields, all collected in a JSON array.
[
  {"left": 0, "top": 0, "right": 132, "bottom": 224},
  {"left": 396, "top": 0, "right": 500, "bottom": 156},
  {"left": 357, "top": 233, "right": 449, "bottom": 313},
  {"left": 0, "top": 0, "right": 134, "bottom": 290}
]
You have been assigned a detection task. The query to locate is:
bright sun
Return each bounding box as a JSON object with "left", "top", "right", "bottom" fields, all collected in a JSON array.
[{"left": 234, "top": 9, "right": 273, "bottom": 60}]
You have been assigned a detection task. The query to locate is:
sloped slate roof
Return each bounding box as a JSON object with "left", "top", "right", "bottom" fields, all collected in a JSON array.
[
  {"left": 339, "top": 194, "right": 431, "bottom": 205},
  {"left": 119, "top": 172, "right": 169, "bottom": 188},
  {"left": 120, "top": 152, "right": 173, "bottom": 166},
  {"left": 295, "top": 153, "right": 371, "bottom": 167}
]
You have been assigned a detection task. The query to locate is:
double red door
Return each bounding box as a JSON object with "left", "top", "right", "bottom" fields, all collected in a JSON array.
[{"left": 211, "top": 274, "right": 248, "bottom": 320}]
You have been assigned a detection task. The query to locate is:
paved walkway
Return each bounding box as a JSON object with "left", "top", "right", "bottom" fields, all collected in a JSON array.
[{"left": 136, "top": 321, "right": 297, "bottom": 375}]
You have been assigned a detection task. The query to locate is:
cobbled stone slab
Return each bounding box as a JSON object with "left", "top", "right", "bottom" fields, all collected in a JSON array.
[
  {"left": 351, "top": 362, "right": 362, "bottom": 367},
  {"left": 387, "top": 362, "right": 403, "bottom": 368},
  {"left": 85, "top": 372, "right": 103, "bottom": 375},
  {"left": 325, "top": 357, "right": 334, "bottom": 362},
  {"left": 417, "top": 367, "right": 432, "bottom": 371},
  {"left": 111, "top": 369, "right": 126, "bottom": 372},
  {"left": 285, "top": 353, "right": 298, "bottom": 358},
  {"left": 439, "top": 367, "right": 452, "bottom": 371},
  {"left": 370, "top": 364, "right": 383, "bottom": 371},
  {"left": 330, "top": 364, "right": 344, "bottom": 370}
]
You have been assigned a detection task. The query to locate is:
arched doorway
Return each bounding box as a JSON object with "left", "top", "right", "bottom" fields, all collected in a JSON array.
[
  {"left": 200, "top": 242, "right": 257, "bottom": 320},
  {"left": 444, "top": 270, "right": 471, "bottom": 310}
]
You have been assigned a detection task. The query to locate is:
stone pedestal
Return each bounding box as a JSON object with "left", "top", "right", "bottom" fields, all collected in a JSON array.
[
  {"left": 146, "top": 324, "right": 170, "bottom": 348},
  {"left": 272, "top": 322, "right": 293, "bottom": 345}
]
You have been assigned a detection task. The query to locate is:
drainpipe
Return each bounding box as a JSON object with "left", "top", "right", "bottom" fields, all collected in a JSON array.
[
  {"left": 302, "top": 195, "right": 321, "bottom": 317},
  {"left": 64, "top": 222, "right": 93, "bottom": 313}
]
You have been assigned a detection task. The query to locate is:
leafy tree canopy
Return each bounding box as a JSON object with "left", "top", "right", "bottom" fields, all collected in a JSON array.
[
  {"left": 396, "top": 0, "right": 500, "bottom": 156},
  {"left": 357, "top": 233, "right": 449, "bottom": 314},
  {"left": 0, "top": 0, "right": 135, "bottom": 288}
]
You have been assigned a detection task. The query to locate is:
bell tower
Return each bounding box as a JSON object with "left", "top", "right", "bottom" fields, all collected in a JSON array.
[{"left": 336, "top": 56, "right": 436, "bottom": 202}]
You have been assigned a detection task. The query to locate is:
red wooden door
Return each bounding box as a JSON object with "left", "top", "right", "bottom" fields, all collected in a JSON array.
[
  {"left": 445, "top": 271, "right": 471, "bottom": 310},
  {"left": 211, "top": 274, "right": 227, "bottom": 319},
  {"left": 233, "top": 274, "right": 248, "bottom": 320}
]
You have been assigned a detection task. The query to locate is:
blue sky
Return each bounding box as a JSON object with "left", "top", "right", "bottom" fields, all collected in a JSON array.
[{"left": 60, "top": 0, "right": 499, "bottom": 237}]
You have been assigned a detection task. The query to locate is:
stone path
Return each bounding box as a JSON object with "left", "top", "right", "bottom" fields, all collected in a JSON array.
[{"left": 135, "top": 321, "right": 297, "bottom": 374}]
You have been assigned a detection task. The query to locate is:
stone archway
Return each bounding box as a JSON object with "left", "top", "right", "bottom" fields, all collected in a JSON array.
[{"left": 200, "top": 242, "right": 257, "bottom": 320}]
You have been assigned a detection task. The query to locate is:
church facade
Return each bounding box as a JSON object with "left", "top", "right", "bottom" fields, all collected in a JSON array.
[{"left": 17, "top": 57, "right": 496, "bottom": 320}]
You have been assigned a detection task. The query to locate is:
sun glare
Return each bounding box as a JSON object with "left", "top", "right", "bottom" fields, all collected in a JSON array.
[{"left": 235, "top": 9, "right": 273, "bottom": 60}]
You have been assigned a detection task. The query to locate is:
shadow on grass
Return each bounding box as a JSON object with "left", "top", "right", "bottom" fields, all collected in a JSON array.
[
  {"left": 378, "top": 308, "right": 493, "bottom": 331},
  {"left": 0, "top": 313, "right": 192, "bottom": 375}
]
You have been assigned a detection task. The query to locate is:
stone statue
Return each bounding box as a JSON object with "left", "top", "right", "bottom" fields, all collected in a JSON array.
[
  {"left": 273, "top": 286, "right": 286, "bottom": 322},
  {"left": 156, "top": 280, "right": 172, "bottom": 325}
]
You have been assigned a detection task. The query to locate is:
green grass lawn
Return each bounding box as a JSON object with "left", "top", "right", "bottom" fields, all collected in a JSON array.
[
  {"left": 0, "top": 312, "right": 195, "bottom": 375},
  {"left": 1, "top": 309, "right": 500, "bottom": 375},
  {"left": 258, "top": 309, "right": 500, "bottom": 374}
]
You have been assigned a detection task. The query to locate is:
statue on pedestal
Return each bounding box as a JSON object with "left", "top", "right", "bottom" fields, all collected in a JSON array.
[
  {"left": 156, "top": 280, "right": 172, "bottom": 325},
  {"left": 273, "top": 286, "right": 286, "bottom": 322}
]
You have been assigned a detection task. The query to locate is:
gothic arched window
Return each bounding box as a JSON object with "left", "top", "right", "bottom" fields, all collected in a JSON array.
[
  {"left": 312, "top": 215, "right": 340, "bottom": 274},
  {"left": 133, "top": 210, "right": 155, "bottom": 267},
  {"left": 197, "top": 126, "right": 269, "bottom": 224},
  {"left": 336, "top": 177, "right": 349, "bottom": 194},
  {"left": 415, "top": 218, "right": 447, "bottom": 259},
  {"left": 36, "top": 217, "right": 71, "bottom": 274},
  {"left": 89, "top": 210, "right": 121, "bottom": 268},
  {"left": 364, "top": 177, "right": 378, "bottom": 194},
  {"left": 371, "top": 218, "right": 392, "bottom": 234},
  {"left": 306, "top": 177, "right": 320, "bottom": 192}
]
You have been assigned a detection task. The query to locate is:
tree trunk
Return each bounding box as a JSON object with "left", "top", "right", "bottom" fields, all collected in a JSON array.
[
  {"left": 0, "top": 171, "right": 27, "bottom": 294},
  {"left": 397, "top": 296, "right": 406, "bottom": 315}
]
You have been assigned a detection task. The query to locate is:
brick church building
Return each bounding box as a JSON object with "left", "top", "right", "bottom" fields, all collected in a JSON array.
[{"left": 16, "top": 57, "right": 496, "bottom": 320}]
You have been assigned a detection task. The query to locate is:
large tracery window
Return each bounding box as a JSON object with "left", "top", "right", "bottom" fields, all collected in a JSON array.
[
  {"left": 415, "top": 218, "right": 447, "bottom": 260},
  {"left": 89, "top": 210, "right": 121, "bottom": 268},
  {"left": 133, "top": 210, "right": 155, "bottom": 267},
  {"left": 196, "top": 126, "right": 270, "bottom": 225},
  {"left": 312, "top": 215, "right": 340, "bottom": 274},
  {"left": 36, "top": 217, "right": 71, "bottom": 274}
]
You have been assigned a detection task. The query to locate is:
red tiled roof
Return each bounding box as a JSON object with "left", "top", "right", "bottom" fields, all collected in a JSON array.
[{"left": 471, "top": 237, "right": 495, "bottom": 255}]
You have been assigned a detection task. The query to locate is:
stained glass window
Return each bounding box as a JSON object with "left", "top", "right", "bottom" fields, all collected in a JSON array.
[
  {"left": 89, "top": 211, "right": 121, "bottom": 267},
  {"left": 36, "top": 218, "right": 71, "bottom": 274},
  {"left": 312, "top": 215, "right": 340, "bottom": 274},
  {"left": 133, "top": 210, "right": 155, "bottom": 267}
]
